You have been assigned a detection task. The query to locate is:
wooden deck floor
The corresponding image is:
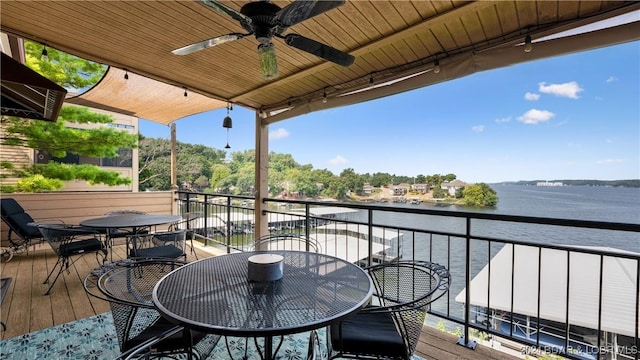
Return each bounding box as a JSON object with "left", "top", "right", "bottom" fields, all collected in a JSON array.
[{"left": 0, "top": 241, "right": 521, "bottom": 360}]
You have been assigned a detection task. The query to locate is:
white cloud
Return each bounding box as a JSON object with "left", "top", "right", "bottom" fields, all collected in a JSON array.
[
  {"left": 538, "top": 81, "right": 584, "bottom": 99},
  {"left": 269, "top": 128, "right": 290, "bottom": 140},
  {"left": 517, "top": 109, "right": 555, "bottom": 124},
  {"left": 471, "top": 125, "right": 485, "bottom": 132},
  {"left": 596, "top": 158, "right": 624, "bottom": 164},
  {"left": 328, "top": 155, "right": 349, "bottom": 166},
  {"left": 524, "top": 92, "right": 540, "bottom": 101},
  {"left": 495, "top": 116, "right": 511, "bottom": 123},
  {"left": 606, "top": 76, "right": 618, "bottom": 83}
]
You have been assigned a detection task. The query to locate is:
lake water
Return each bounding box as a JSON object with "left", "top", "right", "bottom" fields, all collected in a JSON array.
[
  {"left": 485, "top": 184, "right": 640, "bottom": 224},
  {"left": 359, "top": 184, "right": 640, "bottom": 253}
]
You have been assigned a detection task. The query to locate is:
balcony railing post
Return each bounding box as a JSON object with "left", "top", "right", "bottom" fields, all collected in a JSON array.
[
  {"left": 305, "top": 203, "right": 311, "bottom": 251},
  {"left": 202, "top": 194, "right": 209, "bottom": 248},
  {"left": 457, "top": 216, "right": 477, "bottom": 349},
  {"left": 633, "top": 259, "right": 640, "bottom": 360},
  {"left": 226, "top": 196, "right": 232, "bottom": 253},
  {"left": 367, "top": 208, "right": 373, "bottom": 267}
]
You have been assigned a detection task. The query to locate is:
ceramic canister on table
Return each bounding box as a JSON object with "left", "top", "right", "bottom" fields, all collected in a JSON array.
[{"left": 247, "top": 253, "right": 284, "bottom": 282}]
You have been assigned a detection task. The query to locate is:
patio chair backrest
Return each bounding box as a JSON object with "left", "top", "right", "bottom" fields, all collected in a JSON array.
[
  {"left": 89, "top": 259, "right": 180, "bottom": 352},
  {"left": 0, "top": 197, "right": 43, "bottom": 245},
  {"left": 250, "top": 233, "right": 322, "bottom": 252},
  {"left": 85, "top": 259, "right": 218, "bottom": 358},
  {"left": 170, "top": 211, "right": 203, "bottom": 235},
  {"left": 366, "top": 261, "right": 451, "bottom": 356}
]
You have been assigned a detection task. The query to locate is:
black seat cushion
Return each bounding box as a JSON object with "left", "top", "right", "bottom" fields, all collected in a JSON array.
[
  {"left": 11, "top": 213, "right": 42, "bottom": 238},
  {"left": 331, "top": 310, "right": 406, "bottom": 358},
  {"left": 59, "top": 238, "right": 104, "bottom": 257},
  {"left": 133, "top": 245, "right": 183, "bottom": 259}
]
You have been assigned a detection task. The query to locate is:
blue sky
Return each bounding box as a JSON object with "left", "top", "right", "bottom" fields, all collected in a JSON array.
[{"left": 140, "top": 41, "right": 639, "bottom": 184}]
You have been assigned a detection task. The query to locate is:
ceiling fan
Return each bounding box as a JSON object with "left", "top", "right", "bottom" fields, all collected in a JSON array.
[{"left": 172, "top": 0, "right": 355, "bottom": 80}]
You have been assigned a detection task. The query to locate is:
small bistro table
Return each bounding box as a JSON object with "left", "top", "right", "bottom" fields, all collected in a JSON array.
[{"left": 153, "top": 250, "right": 374, "bottom": 360}]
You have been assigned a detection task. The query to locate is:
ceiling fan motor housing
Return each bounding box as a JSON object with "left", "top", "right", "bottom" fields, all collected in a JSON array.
[{"left": 241, "top": 1, "right": 281, "bottom": 43}]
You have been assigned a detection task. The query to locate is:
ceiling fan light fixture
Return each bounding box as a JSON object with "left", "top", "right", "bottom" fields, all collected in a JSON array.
[{"left": 258, "top": 43, "right": 278, "bottom": 80}]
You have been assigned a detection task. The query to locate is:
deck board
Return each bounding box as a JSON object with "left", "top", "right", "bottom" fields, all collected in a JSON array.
[{"left": 0, "top": 242, "right": 521, "bottom": 359}]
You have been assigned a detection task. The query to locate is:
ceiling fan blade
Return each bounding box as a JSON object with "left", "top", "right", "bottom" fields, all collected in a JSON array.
[
  {"left": 172, "top": 34, "right": 245, "bottom": 55},
  {"left": 284, "top": 34, "right": 354, "bottom": 67},
  {"left": 276, "top": 0, "right": 345, "bottom": 27},
  {"left": 202, "top": 0, "right": 252, "bottom": 25}
]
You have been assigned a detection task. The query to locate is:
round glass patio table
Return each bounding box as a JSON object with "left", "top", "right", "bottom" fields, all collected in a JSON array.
[{"left": 153, "top": 250, "right": 374, "bottom": 360}]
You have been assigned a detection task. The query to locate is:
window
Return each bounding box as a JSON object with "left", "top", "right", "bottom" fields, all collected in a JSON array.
[{"left": 36, "top": 148, "right": 132, "bottom": 168}]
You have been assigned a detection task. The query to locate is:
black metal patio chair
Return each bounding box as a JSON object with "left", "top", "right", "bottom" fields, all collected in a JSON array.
[
  {"left": 132, "top": 228, "right": 187, "bottom": 260},
  {"left": 170, "top": 211, "right": 204, "bottom": 259},
  {"left": 103, "top": 209, "right": 148, "bottom": 261},
  {"left": 83, "top": 259, "right": 219, "bottom": 360},
  {"left": 1, "top": 198, "right": 45, "bottom": 261},
  {"left": 328, "top": 260, "right": 451, "bottom": 360},
  {"left": 33, "top": 221, "right": 107, "bottom": 295}
]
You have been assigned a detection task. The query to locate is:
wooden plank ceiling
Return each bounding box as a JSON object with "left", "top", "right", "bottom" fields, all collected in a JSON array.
[{"left": 1, "top": 1, "right": 638, "bottom": 124}]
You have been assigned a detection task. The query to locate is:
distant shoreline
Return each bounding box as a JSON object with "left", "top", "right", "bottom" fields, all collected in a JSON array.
[{"left": 493, "top": 179, "right": 640, "bottom": 188}]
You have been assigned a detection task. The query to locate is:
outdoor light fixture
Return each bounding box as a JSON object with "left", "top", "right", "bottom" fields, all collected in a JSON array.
[
  {"left": 258, "top": 42, "right": 278, "bottom": 80},
  {"left": 524, "top": 34, "right": 533, "bottom": 53},
  {"left": 369, "top": 74, "right": 374, "bottom": 88},
  {"left": 222, "top": 103, "right": 233, "bottom": 149},
  {"left": 183, "top": 88, "right": 188, "bottom": 97},
  {"left": 433, "top": 58, "right": 440, "bottom": 74},
  {"left": 322, "top": 88, "right": 328, "bottom": 104},
  {"left": 124, "top": 70, "right": 129, "bottom": 80},
  {"left": 41, "top": 46, "right": 48, "bottom": 61}
]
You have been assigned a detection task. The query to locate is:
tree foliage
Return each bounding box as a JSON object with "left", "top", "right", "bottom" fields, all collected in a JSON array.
[
  {"left": 462, "top": 183, "right": 498, "bottom": 207},
  {"left": 138, "top": 138, "right": 492, "bottom": 205},
  {"left": 0, "top": 41, "right": 136, "bottom": 193},
  {"left": 138, "top": 136, "right": 226, "bottom": 192},
  {"left": 24, "top": 41, "right": 106, "bottom": 89}
]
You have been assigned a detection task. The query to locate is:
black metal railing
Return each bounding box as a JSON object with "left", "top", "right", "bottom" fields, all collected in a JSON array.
[{"left": 176, "top": 191, "right": 639, "bottom": 360}]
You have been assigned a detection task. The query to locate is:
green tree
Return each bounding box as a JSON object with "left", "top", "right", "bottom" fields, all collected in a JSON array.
[
  {"left": 370, "top": 172, "right": 392, "bottom": 187},
  {"left": 462, "top": 183, "right": 498, "bottom": 206},
  {"left": 340, "top": 168, "right": 365, "bottom": 195},
  {"left": 323, "top": 177, "right": 348, "bottom": 199},
  {"left": 210, "top": 164, "right": 232, "bottom": 192},
  {"left": 432, "top": 187, "right": 447, "bottom": 199},
  {"left": 1, "top": 41, "right": 137, "bottom": 193},
  {"left": 444, "top": 173, "right": 457, "bottom": 182},
  {"left": 138, "top": 137, "right": 171, "bottom": 191},
  {"left": 138, "top": 137, "right": 226, "bottom": 191}
]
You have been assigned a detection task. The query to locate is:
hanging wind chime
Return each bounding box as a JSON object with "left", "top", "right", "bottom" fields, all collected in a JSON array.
[{"left": 222, "top": 103, "right": 233, "bottom": 149}]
